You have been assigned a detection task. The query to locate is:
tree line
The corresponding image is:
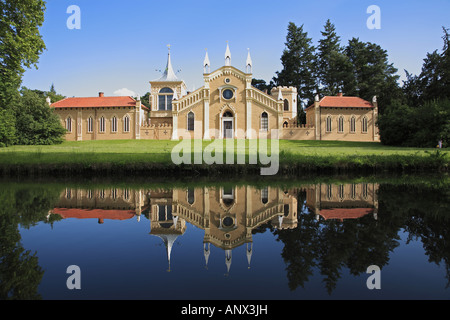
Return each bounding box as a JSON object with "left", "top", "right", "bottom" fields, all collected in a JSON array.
[
  {"left": 0, "top": 0, "right": 66, "bottom": 147},
  {"left": 253, "top": 21, "right": 449, "bottom": 147}
]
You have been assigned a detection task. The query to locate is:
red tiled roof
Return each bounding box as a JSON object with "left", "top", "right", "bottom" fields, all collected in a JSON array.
[
  {"left": 319, "top": 208, "right": 374, "bottom": 221},
  {"left": 52, "top": 208, "right": 135, "bottom": 220},
  {"left": 306, "top": 96, "right": 373, "bottom": 110},
  {"left": 51, "top": 96, "right": 145, "bottom": 109}
]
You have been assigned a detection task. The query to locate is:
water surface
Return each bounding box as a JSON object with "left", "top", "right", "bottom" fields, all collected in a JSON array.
[{"left": 1, "top": 177, "right": 449, "bottom": 300}]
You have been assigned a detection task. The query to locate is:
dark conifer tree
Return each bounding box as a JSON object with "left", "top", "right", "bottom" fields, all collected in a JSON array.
[
  {"left": 316, "top": 20, "right": 355, "bottom": 97},
  {"left": 273, "top": 22, "right": 317, "bottom": 115}
]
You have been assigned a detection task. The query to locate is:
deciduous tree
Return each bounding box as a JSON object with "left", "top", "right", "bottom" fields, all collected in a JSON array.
[{"left": 0, "top": 0, "right": 46, "bottom": 108}]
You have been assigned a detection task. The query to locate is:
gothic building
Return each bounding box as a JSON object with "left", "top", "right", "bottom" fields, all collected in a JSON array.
[{"left": 50, "top": 44, "right": 379, "bottom": 142}]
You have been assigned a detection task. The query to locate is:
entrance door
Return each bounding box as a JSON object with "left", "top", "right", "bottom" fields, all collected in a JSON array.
[{"left": 223, "top": 120, "right": 233, "bottom": 139}]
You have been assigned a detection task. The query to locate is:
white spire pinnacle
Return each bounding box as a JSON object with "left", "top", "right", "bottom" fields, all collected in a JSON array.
[
  {"left": 204, "top": 243, "right": 210, "bottom": 269},
  {"left": 246, "top": 243, "right": 253, "bottom": 269},
  {"left": 278, "top": 215, "right": 284, "bottom": 228},
  {"left": 225, "top": 249, "right": 232, "bottom": 274},
  {"left": 158, "top": 44, "right": 178, "bottom": 81},
  {"left": 203, "top": 48, "right": 211, "bottom": 73},
  {"left": 278, "top": 88, "right": 283, "bottom": 100},
  {"left": 225, "top": 41, "right": 231, "bottom": 66},
  {"left": 246, "top": 48, "right": 252, "bottom": 73},
  {"left": 156, "top": 234, "right": 179, "bottom": 272}
]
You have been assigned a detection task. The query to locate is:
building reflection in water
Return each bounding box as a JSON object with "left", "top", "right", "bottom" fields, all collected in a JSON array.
[{"left": 49, "top": 183, "right": 378, "bottom": 273}]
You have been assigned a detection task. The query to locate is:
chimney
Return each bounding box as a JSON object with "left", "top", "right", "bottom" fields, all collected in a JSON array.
[
  {"left": 337, "top": 92, "right": 343, "bottom": 97},
  {"left": 99, "top": 92, "right": 104, "bottom": 97}
]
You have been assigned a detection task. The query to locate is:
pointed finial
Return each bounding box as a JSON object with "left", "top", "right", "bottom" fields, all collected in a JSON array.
[
  {"left": 203, "top": 48, "right": 211, "bottom": 73},
  {"left": 158, "top": 44, "right": 178, "bottom": 81},
  {"left": 225, "top": 41, "right": 231, "bottom": 66},
  {"left": 278, "top": 88, "right": 283, "bottom": 100},
  {"left": 204, "top": 243, "right": 210, "bottom": 269},
  {"left": 246, "top": 243, "right": 253, "bottom": 269},
  {"left": 225, "top": 249, "right": 232, "bottom": 274},
  {"left": 246, "top": 48, "right": 252, "bottom": 73}
]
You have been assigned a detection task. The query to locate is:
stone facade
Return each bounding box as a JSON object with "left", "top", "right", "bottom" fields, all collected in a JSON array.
[
  {"left": 50, "top": 93, "right": 146, "bottom": 141},
  {"left": 51, "top": 45, "right": 380, "bottom": 142}
]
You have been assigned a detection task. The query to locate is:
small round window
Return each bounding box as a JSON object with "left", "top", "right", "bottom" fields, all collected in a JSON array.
[
  {"left": 223, "top": 216, "right": 234, "bottom": 227},
  {"left": 222, "top": 89, "right": 234, "bottom": 100}
]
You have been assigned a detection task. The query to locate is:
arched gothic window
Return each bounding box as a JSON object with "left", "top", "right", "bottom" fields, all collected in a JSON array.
[
  {"left": 261, "top": 112, "right": 268, "bottom": 131},
  {"left": 123, "top": 115, "right": 130, "bottom": 132},
  {"left": 326, "top": 116, "right": 332, "bottom": 132},
  {"left": 350, "top": 116, "right": 356, "bottom": 133},
  {"left": 158, "top": 87, "right": 173, "bottom": 111},
  {"left": 284, "top": 204, "right": 290, "bottom": 217},
  {"left": 187, "top": 112, "right": 194, "bottom": 131},
  {"left": 362, "top": 116, "right": 368, "bottom": 133},
  {"left": 284, "top": 99, "right": 289, "bottom": 111},
  {"left": 338, "top": 116, "right": 344, "bottom": 133},
  {"left": 222, "top": 187, "right": 234, "bottom": 207},
  {"left": 99, "top": 116, "right": 106, "bottom": 133},
  {"left": 158, "top": 205, "right": 173, "bottom": 228},
  {"left": 223, "top": 110, "right": 233, "bottom": 117},
  {"left": 187, "top": 188, "right": 195, "bottom": 205},
  {"left": 87, "top": 117, "right": 93, "bottom": 133},
  {"left": 66, "top": 117, "right": 72, "bottom": 132},
  {"left": 111, "top": 116, "right": 118, "bottom": 133},
  {"left": 261, "top": 187, "right": 268, "bottom": 204}
]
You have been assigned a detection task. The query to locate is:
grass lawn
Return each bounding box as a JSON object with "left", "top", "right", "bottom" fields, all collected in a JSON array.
[
  {"left": 0, "top": 139, "right": 447, "bottom": 175},
  {"left": 0, "top": 139, "right": 447, "bottom": 162}
]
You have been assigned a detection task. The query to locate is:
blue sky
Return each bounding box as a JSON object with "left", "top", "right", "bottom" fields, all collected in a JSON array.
[{"left": 22, "top": 0, "right": 450, "bottom": 98}]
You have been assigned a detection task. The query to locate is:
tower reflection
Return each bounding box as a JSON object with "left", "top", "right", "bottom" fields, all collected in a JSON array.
[{"left": 49, "top": 183, "right": 378, "bottom": 272}]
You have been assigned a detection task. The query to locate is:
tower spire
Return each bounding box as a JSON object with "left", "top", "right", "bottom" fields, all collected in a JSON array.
[
  {"left": 225, "top": 249, "right": 232, "bottom": 275},
  {"left": 158, "top": 44, "right": 178, "bottom": 81},
  {"left": 155, "top": 234, "right": 179, "bottom": 272},
  {"left": 204, "top": 243, "right": 211, "bottom": 269},
  {"left": 246, "top": 48, "right": 252, "bottom": 73},
  {"left": 246, "top": 243, "right": 253, "bottom": 269},
  {"left": 203, "top": 48, "right": 211, "bottom": 73},
  {"left": 278, "top": 87, "right": 283, "bottom": 100},
  {"left": 225, "top": 41, "right": 231, "bottom": 66}
]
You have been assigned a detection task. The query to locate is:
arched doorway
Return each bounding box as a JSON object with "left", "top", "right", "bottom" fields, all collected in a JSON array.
[{"left": 222, "top": 110, "right": 234, "bottom": 139}]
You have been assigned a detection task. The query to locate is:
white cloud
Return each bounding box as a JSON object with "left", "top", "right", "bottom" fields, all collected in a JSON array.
[{"left": 113, "top": 88, "right": 136, "bottom": 96}]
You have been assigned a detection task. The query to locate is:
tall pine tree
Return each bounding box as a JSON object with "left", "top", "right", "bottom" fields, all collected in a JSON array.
[
  {"left": 316, "top": 20, "right": 355, "bottom": 96},
  {"left": 404, "top": 27, "right": 450, "bottom": 106},
  {"left": 273, "top": 22, "right": 316, "bottom": 116}
]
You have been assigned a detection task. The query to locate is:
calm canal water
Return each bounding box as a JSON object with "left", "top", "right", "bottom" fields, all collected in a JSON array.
[{"left": 1, "top": 176, "right": 449, "bottom": 300}]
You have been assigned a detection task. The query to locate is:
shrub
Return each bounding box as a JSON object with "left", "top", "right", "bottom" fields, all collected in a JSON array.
[{"left": 14, "top": 88, "right": 66, "bottom": 145}]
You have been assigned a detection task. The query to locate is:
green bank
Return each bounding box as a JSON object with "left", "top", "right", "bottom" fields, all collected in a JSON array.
[{"left": 0, "top": 140, "right": 448, "bottom": 176}]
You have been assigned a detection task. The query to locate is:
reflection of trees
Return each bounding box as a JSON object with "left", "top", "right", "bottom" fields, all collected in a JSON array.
[
  {"left": 1, "top": 181, "right": 449, "bottom": 298},
  {"left": 379, "top": 183, "right": 450, "bottom": 288},
  {"left": 0, "top": 184, "right": 62, "bottom": 299},
  {"left": 269, "top": 182, "right": 450, "bottom": 295}
]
